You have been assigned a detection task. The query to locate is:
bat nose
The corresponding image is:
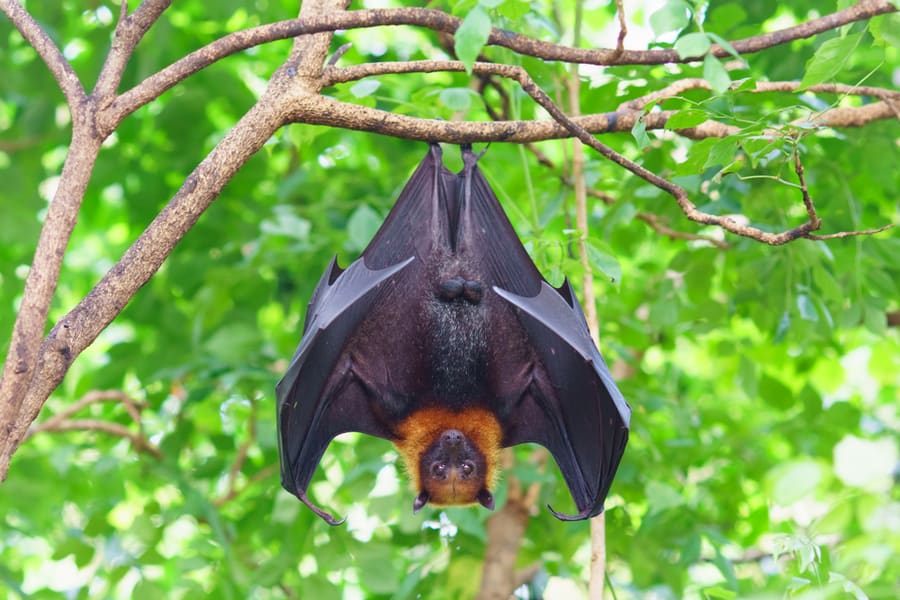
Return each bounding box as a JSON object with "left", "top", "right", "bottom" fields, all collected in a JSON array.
[{"left": 441, "top": 429, "right": 464, "bottom": 447}]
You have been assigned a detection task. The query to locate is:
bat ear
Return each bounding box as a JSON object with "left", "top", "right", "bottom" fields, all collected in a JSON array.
[
  {"left": 476, "top": 489, "right": 494, "bottom": 511},
  {"left": 413, "top": 491, "right": 430, "bottom": 514}
]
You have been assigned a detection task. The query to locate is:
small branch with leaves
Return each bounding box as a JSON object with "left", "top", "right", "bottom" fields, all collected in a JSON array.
[{"left": 26, "top": 390, "right": 162, "bottom": 459}]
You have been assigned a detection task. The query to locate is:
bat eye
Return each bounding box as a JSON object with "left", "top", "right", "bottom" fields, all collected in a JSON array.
[
  {"left": 431, "top": 463, "right": 448, "bottom": 479},
  {"left": 459, "top": 461, "right": 476, "bottom": 477}
]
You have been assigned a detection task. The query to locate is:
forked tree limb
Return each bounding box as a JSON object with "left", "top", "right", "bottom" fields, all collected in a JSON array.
[
  {"left": 103, "top": 1, "right": 897, "bottom": 122},
  {"left": 0, "top": 0, "right": 347, "bottom": 481}
]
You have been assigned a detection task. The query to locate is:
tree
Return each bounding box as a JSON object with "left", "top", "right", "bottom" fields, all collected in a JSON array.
[{"left": 1, "top": 0, "right": 897, "bottom": 597}]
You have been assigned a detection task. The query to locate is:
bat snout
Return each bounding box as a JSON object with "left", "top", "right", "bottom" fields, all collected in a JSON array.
[{"left": 440, "top": 429, "right": 465, "bottom": 447}]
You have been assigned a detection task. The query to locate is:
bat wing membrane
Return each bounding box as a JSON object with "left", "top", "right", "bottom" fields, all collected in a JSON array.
[
  {"left": 494, "top": 282, "right": 630, "bottom": 519},
  {"left": 276, "top": 257, "right": 412, "bottom": 499}
]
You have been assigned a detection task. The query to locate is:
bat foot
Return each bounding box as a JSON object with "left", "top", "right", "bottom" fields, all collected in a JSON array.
[
  {"left": 299, "top": 491, "right": 346, "bottom": 526},
  {"left": 438, "top": 278, "right": 483, "bottom": 304},
  {"left": 546, "top": 503, "right": 597, "bottom": 521}
]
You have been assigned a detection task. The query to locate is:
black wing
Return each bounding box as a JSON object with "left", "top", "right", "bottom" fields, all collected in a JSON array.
[
  {"left": 455, "top": 146, "right": 631, "bottom": 520},
  {"left": 276, "top": 146, "right": 455, "bottom": 524}
]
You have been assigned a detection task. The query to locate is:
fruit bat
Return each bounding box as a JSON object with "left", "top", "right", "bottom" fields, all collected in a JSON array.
[{"left": 276, "top": 144, "right": 630, "bottom": 525}]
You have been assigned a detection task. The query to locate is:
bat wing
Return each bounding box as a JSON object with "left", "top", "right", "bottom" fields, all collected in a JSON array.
[
  {"left": 276, "top": 255, "right": 413, "bottom": 522},
  {"left": 276, "top": 145, "right": 455, "bottom": 523},
  {"left": 455, "top": 147, "right": 630, "bottom": 519},
  {"left": 362, "top": 144, "right": 458, "bottom": 270},
  {"left": 494, "top": 282, "right": 630, "bottom": 520}
]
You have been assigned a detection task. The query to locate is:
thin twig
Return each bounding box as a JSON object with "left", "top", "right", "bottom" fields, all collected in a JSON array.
[
  {"left": 521, "top": 142, "right": 730, "bottom": 248},
  {"left": 29, "top": 416, "right": 162, "bottom": 459},
  {"left": 804, "top": 223, "right": 894, "bottom": 240},
  {"left": 613, "top": 0, "right": 627, "bottom": 55}
]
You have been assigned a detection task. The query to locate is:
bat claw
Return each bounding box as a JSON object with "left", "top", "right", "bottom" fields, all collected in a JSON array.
[
  {"left": 546, "top": 503, "right": 597, "bottom": 521},
  {"left": 299, "top": 491, "right": 346, "bottom": 526}
]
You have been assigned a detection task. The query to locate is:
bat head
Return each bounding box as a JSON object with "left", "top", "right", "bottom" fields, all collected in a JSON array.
[
  {"left": 412, "top": 429, "right": 494, "bottom": 512},
  {"left": 395, "top": 406, "right": 502, "bottom": 514}
]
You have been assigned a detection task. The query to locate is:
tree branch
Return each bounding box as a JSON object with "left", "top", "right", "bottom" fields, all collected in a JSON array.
[
  {"left": 93, "top": 0, "right": 173, "bottom": 101},
  {"left": 106, "top": 1, "right": 897, "bottom": 123},
  {"left": 476, "top": 451, "right": 538, "bottom": 600},
  {"left": 27, "top": 390, "right": 161, "bottom": 459},
  {"left": 29, "top": 418, "right": 163, "bottom": 459},
  {"left": 0, "top": 0, "right": 347, "bottom": 481}
]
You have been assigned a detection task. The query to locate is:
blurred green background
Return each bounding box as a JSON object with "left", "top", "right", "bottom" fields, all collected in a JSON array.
[{"left": 1, "top": 0, "right": 897, "bottom": 598}]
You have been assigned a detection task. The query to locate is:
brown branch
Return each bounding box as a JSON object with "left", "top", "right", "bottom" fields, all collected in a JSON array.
[
  {"left": 0, "top": 0, "right": 347, "bottom": 482},
  {"left": 27, "top": 390, "right": 147, "bottom": 433},
  {"left": 105, "top": 1, "right": 896, "bottom": 123},
  {"left": 29, "top": 418, "right": 163, "bottom": 459},
  {"left": 614, "top": 0, "right": 627, "bottom": 55},
  {"left": 635, "top": 212, "right": 730, "bottom": 248},
  {"left": 804, "top": 223, "right": 894, "bottom": 240},
  {"left": 792, "top": 147, "right": 820, "bottom": 228},
  {"left": 486, "top": 66, "right": 893, "bottom": 246},
  {"left": 325, "top": 60, "right": 893, "bottom": 245},
  {"left": 93, "top": 0, "right": 173, "bottom": 101},
  {"left": 27, "top": 390, "right": 160, "bottom": 460},
  {"left": 323, "top": 62, "right": 896, "bottom": 137},
  {"left": 476, "top": 451, "right": 534, "bottom": 600},
  {"left": 0, "top": 125, "right": 104, "bottom": 473},
  {"left": 619, "top": 78, "right": 900, "bottom": 112},
  {"left": 521, "top": 140, "right": 730, "bottom": 248}
]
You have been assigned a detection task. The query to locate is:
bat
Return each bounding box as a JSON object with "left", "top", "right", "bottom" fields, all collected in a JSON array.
[{"left": 276, "top": 144, "right": 630, "bottom": 525}]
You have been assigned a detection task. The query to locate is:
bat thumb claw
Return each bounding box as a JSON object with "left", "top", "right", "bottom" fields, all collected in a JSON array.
[
  {"left": 299, "top": 491, "right": 346, "bottom": 526},
  {"left": 546, "top": 503, "right": 596, "bottom": 522}
]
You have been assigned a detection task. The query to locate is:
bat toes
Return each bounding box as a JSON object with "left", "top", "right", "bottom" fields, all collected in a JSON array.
[
  {"left": 438, "top": 278, "right": 465, "bottom": 300},
  {"left": 463, "top": 280, "right": 483, "bottom": 304},
  {"left": 437, "top": 278, "right": 483, "bottom": 305}
]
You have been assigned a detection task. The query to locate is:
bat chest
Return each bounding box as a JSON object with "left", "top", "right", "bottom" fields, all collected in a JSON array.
[{"left": 424, "top": 280, "right": 489, "bottom": 406}]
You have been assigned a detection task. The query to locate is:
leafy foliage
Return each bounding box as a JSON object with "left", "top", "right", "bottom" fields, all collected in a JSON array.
[{"left": 1, "top": 0, "right": 898, "bottom": 599}]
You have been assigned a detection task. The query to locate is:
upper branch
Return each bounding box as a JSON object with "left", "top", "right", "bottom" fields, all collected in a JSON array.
[
  {"left": 107, "top": 0, "right": 896, "bottom": 123},
  {"left": 0, "top": 0, "right": 85, "bottom": 106},
  {"left": 93, "top": 0, "right": 173, "bottom": 100}
]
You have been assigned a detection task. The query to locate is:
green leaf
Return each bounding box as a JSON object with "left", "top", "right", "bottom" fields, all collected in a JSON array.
[
  {"left": 346, "top": 204, "right": 381, "bottom": 251},
  {"left": 796, "top": 294, "right": 819, "bottom": 322},
  {"left": 704, "top": 585, "right": 737, "bottom": 599},
  {"left": 439, "top": 87, "right": 474, "bottom": 111},
  {"left": 349, "top": 79, "right": 380, "bottom": 98},
  {"left": 586, "top": 240, "right": 622, "bottom": 283},
  {"left": 800, "top": 32, "right": 864, "bottom": 89},
  {"left": 703, "top": 54, "right": 731, "bottom": 93},
  {"left": 650, "top": 0, "right": 691, "bottom": 37},
  {"left": 704, "top": 138, "right": 737, "bottom": 170},
  {"left": 707, "top": 32, "right": 742, "bottom": 61},
  {"left": 645, "top": 481, "right": 685, "bottom": 514},
  {"left": 768, "top": 459, "right": 826, "bottom": 505},
  {"left": 870, "top": 13, "right": 900, "bottom": 48},
  {"left": 455, "top": 5, "right": 492, "bottom": 74},
  {"left": 665, "top": 109, "right": 708, "bottom": 130},
  {"left": 631, "top": 117, "right": 650, "bottom": 149},
  {"left": 675, "top": 32, "right": 711, "bottom": 59},
  {"left": 759, "top": 374, "right": 793, "bottom": 410}
]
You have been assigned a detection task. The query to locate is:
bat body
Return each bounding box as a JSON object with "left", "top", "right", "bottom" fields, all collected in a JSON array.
[{"left": 276, "top": 145, "right": 630, "bottom": 524}]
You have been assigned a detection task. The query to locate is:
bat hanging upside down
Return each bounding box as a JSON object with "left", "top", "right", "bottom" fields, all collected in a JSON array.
[{"left": 276, "top": 144, "right": 630, "bottom": 525}]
